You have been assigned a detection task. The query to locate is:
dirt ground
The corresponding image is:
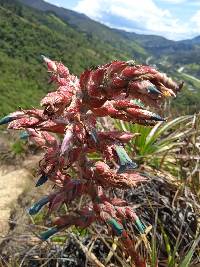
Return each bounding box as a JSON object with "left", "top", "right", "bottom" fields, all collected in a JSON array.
[{"left": 0, "top": 155, "right": 41, "bottom": 242}]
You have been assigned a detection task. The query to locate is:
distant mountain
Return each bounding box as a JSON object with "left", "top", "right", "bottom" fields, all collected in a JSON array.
[
  {"left": 113, "top": 29, "right": 175, "bottom": 54},
  {"left": 18, "top": 0, "right": 200, "bottom": 68},
  {"left": 18, "top": 0, "right": 148, "bottom": 60},
  {"left": 18, "top": 0, "right": 177, "bottom": 56},
  {"left": 180, "top": 36, "right": 200, "bottom": 45},
  {"left": 115, "top": 29, "right": 200, "bottom": 65},
  {"left": 18, "top": 0, "right": 103, "bottom": 30}
]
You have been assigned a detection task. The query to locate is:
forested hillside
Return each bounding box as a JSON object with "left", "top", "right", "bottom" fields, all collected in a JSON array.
[{"left": 0, "top": 0, "right": 148, "bottom": 114}]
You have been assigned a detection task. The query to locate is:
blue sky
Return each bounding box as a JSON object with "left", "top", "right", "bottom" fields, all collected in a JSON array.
[{"left": 45, "top": 0, "right": 200, "bottom": 40}]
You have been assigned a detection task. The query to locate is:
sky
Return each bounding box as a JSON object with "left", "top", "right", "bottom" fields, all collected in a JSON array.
[{"left": 45, "top": 0, "right": 200, "bottom": 41}]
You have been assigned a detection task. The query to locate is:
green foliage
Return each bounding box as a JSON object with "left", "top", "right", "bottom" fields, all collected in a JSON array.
[
  {"left": 149, "top": 216, "right": 200, "bottom": 267},
  {"left": 10, "top": 139, "right": 25, "bottom": 155},
  {"left": 172, "top": 88, "right": 200, "bottom": 115},
  {"left": 184, "top": 63, "right": 200, "bottom": 77},
  {"left": 116, "top": 115, "right": 197, "bottom": 176},
  {"left": 51, "top": 235, "right": 67, "bottom": 243},
  {"left": 71, "top": 226, "right": 89, "bottom": 237},
  {"left": 178, "top": 235, "right": 200, "bottom": 267}
]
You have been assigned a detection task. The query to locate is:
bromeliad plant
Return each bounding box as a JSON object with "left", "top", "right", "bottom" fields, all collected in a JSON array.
[{"left": 0, "top": 57, "right": 182, "bottom": 266}]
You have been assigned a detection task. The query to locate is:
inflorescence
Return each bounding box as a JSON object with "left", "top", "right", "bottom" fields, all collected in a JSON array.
[{"left": 0, "top": 57, "right": 182, "bottom": 265}]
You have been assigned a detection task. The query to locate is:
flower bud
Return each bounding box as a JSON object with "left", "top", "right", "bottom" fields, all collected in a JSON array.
[
  {"left": 56, "top": 62, "right": 69, "bottom": 78},
  {"left": 125, "top": 207, "right": 146, "bottom": 233},
  {"left": 115, "top": 145, "right": 137, "bottom": 173},
  {"left": 107, "top": 218, "right": 124, "bottom": 236},
  {"left": 8, "top": 117, "right": 40, "bottom": 130},
  {"left": 41, "top": 55, "right": 57, "bottom": 72},
  {"left": 40, "top": 227, "right": 60, "bottom": 241}
]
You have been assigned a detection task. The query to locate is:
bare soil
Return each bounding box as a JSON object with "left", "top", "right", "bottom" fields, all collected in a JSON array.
[{"left": 0, "top": 155, "right": 40, "bottom": 241}]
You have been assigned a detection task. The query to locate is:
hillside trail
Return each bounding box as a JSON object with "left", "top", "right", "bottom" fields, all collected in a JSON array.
[{"left": 0, "top": 154, "right": 40, "bottom": 242}]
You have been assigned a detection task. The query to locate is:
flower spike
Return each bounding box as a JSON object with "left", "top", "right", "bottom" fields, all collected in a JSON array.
[{"left": 1, "top": 56, "right": 181, "bottom": 265}]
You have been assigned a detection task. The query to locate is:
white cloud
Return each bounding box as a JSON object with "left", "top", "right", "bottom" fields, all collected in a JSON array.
[
  {"left": 74, "top": 0, "right": 104, "bottom": 19},
  {"left": 191, "top": 10, "right": 200, "bottom": 28},
  {"left": 159, "top": 0, "right": 200, "bottom": 5},
  {"left": 74, "top": 0, "right": 199, "bottom": 40},
  {"left": 158, "top": 0, "right": 186, "bottom": 3}
]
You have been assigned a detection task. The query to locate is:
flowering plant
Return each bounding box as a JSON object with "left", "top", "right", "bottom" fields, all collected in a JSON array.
[{"left": 0, "top": 57, "right": 182, "bottom": 266}]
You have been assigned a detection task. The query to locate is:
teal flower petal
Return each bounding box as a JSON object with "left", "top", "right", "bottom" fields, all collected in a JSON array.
[
  {"left": 150, "top": 113, "right": 165, "bottom": 121},
  {"left": 36, "top": 175, "right": 48, "bottom": 187},
  {"left": 147, "top": 85, "right": 161, "bottom": 95},
  {"left": 19, "top": 131, "right": 29, "bottom": 140},
  {"left": 90, "top": 129, "right": 99, "bottom": 144},
  {"left": 108, "top": 218, "right": 124, "bottom": 236},
  {"left": 40, "top": 227, "right": 59, "bottom": 241},
  {"left": 0, "top": 115, "right": 14, "bottom": 125},
  {"left": 135, "top": 218, "right": 146, "bottom": 234},
  {"left": 115, "top": 145, "right": 138, "bottom": 173},
  {"left": 28, "top": 196, "right": 49, "bottom": 215}
]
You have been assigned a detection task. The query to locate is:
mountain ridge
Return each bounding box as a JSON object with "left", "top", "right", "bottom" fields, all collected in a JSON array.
[
  {"left": 17, "top": 0, "right": 200, "bottom": 69},
  {"left": 18, "top": 0, "right": 200, "bottom": 43}
]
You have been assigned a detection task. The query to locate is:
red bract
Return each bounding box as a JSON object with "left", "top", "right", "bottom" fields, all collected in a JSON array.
[
  {"left": 0, "top": 57, "right": 182, "bottom": 266},
  {"left": 25, "top": 129, "right": 58, "bottom": 147}
]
